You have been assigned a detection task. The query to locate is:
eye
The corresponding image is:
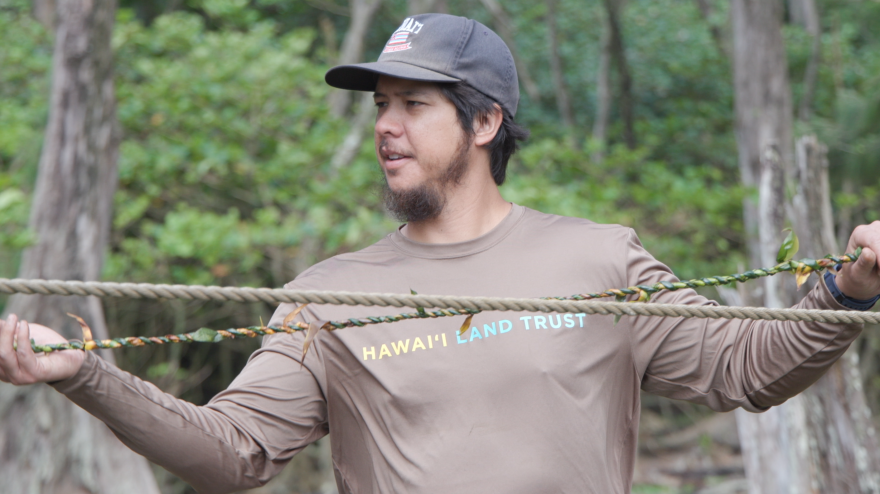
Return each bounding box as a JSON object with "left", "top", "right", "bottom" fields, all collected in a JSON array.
[
  {"left": 407, "top": 100, "right": 424, "bottom": 107},
  {"left": 374, "top": 101, "right": 388, "bottom": 108}
]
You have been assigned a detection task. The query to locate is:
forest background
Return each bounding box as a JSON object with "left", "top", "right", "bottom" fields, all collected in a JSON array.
[{"left": 0, "top": 0, "right": 879, "bottom": 493}]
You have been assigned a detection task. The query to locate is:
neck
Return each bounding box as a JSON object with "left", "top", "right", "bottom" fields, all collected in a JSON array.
[{"left": 400, "top": 158, "right": 510, "bottom": 244}]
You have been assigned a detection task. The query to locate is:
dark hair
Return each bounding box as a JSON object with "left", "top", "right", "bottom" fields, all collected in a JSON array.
[{"left": 437, "top": 82, "right": 530, "bottom": 185}]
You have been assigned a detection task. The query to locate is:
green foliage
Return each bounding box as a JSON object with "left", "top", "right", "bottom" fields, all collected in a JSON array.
[
  {"left": 505, "top": 140, "right": 745, "bottom": 280},
  {"left": 105, "top": 10, "right": 395, "bottom": 287},
  {"left": 0, "top": 1, "right": 51, "bottom": 272}
]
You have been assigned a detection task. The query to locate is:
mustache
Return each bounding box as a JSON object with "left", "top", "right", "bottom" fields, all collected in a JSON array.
[{"left": 378, "top": 139, "right": 412, "bottom": 157}]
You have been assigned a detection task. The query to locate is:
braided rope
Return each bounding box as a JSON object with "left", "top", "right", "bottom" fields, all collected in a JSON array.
[
  {"left": 3, "top": 253, "right": 878, "bottom": 353},
  {"left": 27, "top": 300, "right": 880, "bottom": 354}
]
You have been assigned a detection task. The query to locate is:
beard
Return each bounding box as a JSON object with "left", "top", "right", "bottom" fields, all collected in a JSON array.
[{"left": 382, "top": 134, "right": 471, "bottom": 223}]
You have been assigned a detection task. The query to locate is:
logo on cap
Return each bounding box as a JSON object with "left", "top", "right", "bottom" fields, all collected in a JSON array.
[{"left": 382, "top": 17, "right": 424, "bottom": 53}]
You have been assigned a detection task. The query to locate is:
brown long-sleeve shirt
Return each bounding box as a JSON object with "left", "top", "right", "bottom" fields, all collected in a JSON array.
[{"left": 52, "top": 205, "right": 863, "bottom": 493}]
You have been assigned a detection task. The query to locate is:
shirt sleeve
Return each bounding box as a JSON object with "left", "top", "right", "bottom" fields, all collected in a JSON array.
[
  {"left": 625, "top": 229, "right": 863, "bottom": 412},
  {"left": 50, "top": 303, "right": 327, "bottom": 494}
]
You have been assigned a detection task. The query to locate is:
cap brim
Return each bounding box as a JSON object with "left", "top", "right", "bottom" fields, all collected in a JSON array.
[{"left": 325, "top": 61, "right": 460, "bottom": 92}]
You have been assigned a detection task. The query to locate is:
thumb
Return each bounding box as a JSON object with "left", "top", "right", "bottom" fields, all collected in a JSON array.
[{"left": 854, "top": 247, "right": 878, "bottom": 275}]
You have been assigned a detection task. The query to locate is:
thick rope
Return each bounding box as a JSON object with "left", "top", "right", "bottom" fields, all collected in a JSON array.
[
  {"left": 0, "top": 254, "right": 877, "bottom": 326},
  {"left": 4, "top": 252, "right": 880, "bottom": 353}
]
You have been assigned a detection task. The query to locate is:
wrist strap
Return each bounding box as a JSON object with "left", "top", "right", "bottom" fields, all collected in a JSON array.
[{"left": 824, "top": 269, "right": 880, "bottom": 311}]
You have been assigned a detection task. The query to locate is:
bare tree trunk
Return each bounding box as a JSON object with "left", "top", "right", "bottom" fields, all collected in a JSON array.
[
  {"left": 730, "top": 0, "right": 794, "bottom": 293},
  {"left": 0, "top": 1, "right": 160, "bottom": 493},
  {"left": 592, "top": 14, "right": 612, "bottom": 162},
  {"left": 601, "top": 0, "right": 636, "bottom": 149},
  {"left": 478, "top": 0, "right": 542, "bottom": 103},
  {"left": 328, "top": 0, "right": 383, "bottom": 117},
  {"left": 730, "top": 1, "right": 801, "bottom": 492},
  {"left": 759, "top": 144, "right": 792, "bottom": 308},
  {"left": 792, "top": 136, "right": 836, "bottom": 261},
  {"left": 795, "top": 0, "right": 821, "bottom": 121},
  {"left": 732, "top": 4, "right": 880, "bottom": 490},
  {"left": 790, "top": 136, "right": 880, "bottom": 493},
  {"left": 545, "top": 0, "right": 574, "bottom": 130}
]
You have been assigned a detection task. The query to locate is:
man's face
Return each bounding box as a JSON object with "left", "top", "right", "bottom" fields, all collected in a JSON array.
[{"left": 373, "top": 76, "right": 471, "bottom": 221}]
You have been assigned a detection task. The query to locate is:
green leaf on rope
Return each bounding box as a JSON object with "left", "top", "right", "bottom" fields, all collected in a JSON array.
[
  {"left": 192, "top": 328, "right": 219, "bottom": 343},
  {"left": 411, "top": 289, "right": 427, "bottom": 317},
  {"left": 777, "top": 229, "right": 799, "bottom": 263},
  {"left": 613, "top": 314, "right": 622, "bottom": 325}
]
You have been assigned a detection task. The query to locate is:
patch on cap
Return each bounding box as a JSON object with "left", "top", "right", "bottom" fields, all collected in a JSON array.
[{"left": 382, "top": 17, "right": 425, "bottom": 53}]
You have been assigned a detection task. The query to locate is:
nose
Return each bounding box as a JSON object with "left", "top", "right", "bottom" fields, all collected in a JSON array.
[{"left": 374, "top": 103, "right": 404, "bottom": 137}]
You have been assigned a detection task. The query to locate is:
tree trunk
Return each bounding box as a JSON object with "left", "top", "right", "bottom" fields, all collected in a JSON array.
[
  {"left": 0, "top": 1, "right": 160, "bottom": 492},
  {"left": 732, "top": 2, "right": 880, "bottom": 490},
  {"left": 601, "top": 0, "right": 636, "bottom": 149},
  {"left": 791, "top": 136, "right": 880, "bottom": 493},
  {"left": 591, "top": 14, "right": 612, "bottom": 162},
  {"left": 478, "top": 0, "right": 542, "bottom": 103},
  {"left": 795, "top": 0, "right": 821, "bottom": 121},
  {"left": 757, "top": 143, "right": 791, "bottom": 309},
  {"left": 730, "top": 1, "right": 799, "bottom": 492},
  {"left": 328, "top": 0, "right": 383, "bottom": 117},
  {"left": 545, "top": 0, "right": 573, "bottom": 130},
  {"left": 730, "top": 0, "right": 794, "bottom": 295}
]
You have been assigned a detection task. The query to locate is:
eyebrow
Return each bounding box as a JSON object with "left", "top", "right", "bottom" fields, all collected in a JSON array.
[{"left": 373, "top": 89, "right": 431, "bottom": 98}]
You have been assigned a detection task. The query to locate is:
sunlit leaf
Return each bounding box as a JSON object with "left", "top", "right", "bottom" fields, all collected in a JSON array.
[
  {"left": 300, "top": 320, "right": 325, "bottom": 363},
  {"left": 282, "top": 303, "right": 309, "bottom": 329},
  {"left": 67, "top": 313, "right": 93, "bottom": 342},
  {"left": 458, "top": 314, "right": 474, "bottom": 336},
  {"left": 192, "top": 327, "right": 219, "bottom": 342},
  {"left": 795, "top": 263, "right": 811, "bottom": 289},
  {"left": 776, "top": 229, "right": 799, "bottom": 263}
]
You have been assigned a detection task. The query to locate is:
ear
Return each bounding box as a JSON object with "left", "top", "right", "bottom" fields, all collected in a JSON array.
[{"left": 473, "top": 103, "right": 503, "bottom": 147}]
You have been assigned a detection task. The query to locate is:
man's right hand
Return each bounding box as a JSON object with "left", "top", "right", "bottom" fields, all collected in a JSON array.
[{"left": 0, "top": 314, "right": 84, "bottom": 385}]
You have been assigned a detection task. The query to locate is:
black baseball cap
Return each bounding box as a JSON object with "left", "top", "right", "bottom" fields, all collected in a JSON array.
[{"left": 325, "top": 14, "right": 520, "bottom": 116}]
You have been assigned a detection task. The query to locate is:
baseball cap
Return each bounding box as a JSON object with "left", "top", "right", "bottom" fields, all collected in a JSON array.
[{"left": 325, "top": 14, "right": 520, "bottom": 116}]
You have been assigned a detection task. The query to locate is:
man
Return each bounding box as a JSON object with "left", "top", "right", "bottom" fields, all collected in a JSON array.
[{"left": 2, "top": 13, "right": 880, "bottom": 494}]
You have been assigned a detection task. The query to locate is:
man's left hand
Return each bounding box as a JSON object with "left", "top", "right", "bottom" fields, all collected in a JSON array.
[{"left": 836, "top": 221, "right": 880, "bottom": 301}]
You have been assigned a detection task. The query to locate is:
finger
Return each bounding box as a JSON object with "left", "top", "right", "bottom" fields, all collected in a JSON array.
[
  {"left": 15, "top": 319, "right": 37, "bottom": 377},
  {"left": 0, "top": 314, "right": 19, "bottom": 366},
  {"left": 859, "top": 246, "right": 878, "bottom": 271},
  {"left": 0, "top": 315, "right": 21, "bottom": 380},
  {"left": 847, "top": 246, "right": 878, "bottom": 278},
  {"left": 0, "top": 321, "right": 8, "bottom": 380}
]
